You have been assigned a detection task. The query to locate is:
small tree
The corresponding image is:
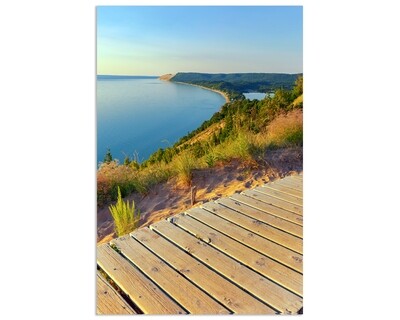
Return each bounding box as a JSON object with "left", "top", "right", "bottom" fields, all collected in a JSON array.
[
  {"left": 123, "top": 156, "right": 131, "bottom": 166},
  {"left": 104, "top": 148, "right": 113, "bottom": 163},
  {"left": 292, "top": 76, "right": 303, "bottom": 98},
  {"left": 109, "top": 186, "right": 140, "bottom": 236}
]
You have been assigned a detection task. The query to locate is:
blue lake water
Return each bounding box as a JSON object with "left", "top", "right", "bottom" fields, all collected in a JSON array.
[
  {"left": 97, "top": 77, "right": 225, "bottom": 164},
  {"left": 243, "top": 92, "right": 275, "bottom": 100}
]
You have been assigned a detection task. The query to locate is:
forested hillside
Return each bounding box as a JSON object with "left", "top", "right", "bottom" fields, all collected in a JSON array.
[
  {"left": 97, "top": 75, "right": 303, "bottom": 206},
  {"left": 171, "top": 72, "right": 301, "bottom": 100}
]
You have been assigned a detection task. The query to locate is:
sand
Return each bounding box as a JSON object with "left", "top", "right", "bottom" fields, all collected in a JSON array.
[
  {"left": 97, "top": 147, "right": 303, "bottom": 244},
  {"left": 174, "top": 81, "right": 230, "bottom": 103}
]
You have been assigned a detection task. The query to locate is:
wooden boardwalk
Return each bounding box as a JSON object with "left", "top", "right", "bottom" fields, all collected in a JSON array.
[{"left": 97, "top": 174, "right": 303, "bottom": 315}]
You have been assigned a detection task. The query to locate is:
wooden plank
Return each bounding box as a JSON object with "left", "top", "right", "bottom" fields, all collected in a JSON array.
[
  {"left": 273, "top": 178, "right": 302, "bottom": 191},
  {"left": 97, "top": 244, "right": 186, "bottom": 314},
  {"left": 290, "top": 175, "right": 303, "bottom": 181},
  {"left": 253, "top": 186, "right": 303, "bottom": 207},
  {"left": 132, "top": 227, "right": 276, "bottom": 314},
  {"left": 242, "top": 190, "right": 303, "bottom": 216},
  {"left": 217, "top": 197, "right": 303, "bottom": 238},
  {"left": 172, "top": 214, "right": 303, "bottom": 297},
  {"left": 201, "top": 202, "right": 302, "bottom": 254},
  {"left": 111, "top": 235, "right": 229, "bottom": 314},
  {"left": 151, "top": 220, "right": 302, "bottom": 314},
  {"left": 186, "top": 208, "right": 302, "bottom": 273},
  {"left": 281, "top": 175, "right": 303, "bottom": 185},
  {"left": 97, "top": 271, "right": 136, "bottom": 315},
  {"left": 230, "top": 193, "right": 303, "bottom": 226},
  {"left": 262, "top": 184, "right": 303, "bottom": 199}
]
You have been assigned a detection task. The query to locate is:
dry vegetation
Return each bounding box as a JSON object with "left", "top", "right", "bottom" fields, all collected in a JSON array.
[{"left": 97, "top": 76, "right": 303, "bottom": 241}]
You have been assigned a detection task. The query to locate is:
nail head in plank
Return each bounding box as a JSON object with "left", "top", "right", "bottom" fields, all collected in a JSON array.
[
  {"left": 97, "top": 244, "right": 186, "bottom": 314},
  {"left": 111, "top": 235, "right": 229, "bottom": 314},
  {"left": 186, "top": 207, "right": 302, "bottom": 273},
  {"left": 202, "top": 202, "right": 302, "bottom": 254},
  {"left": 216, "top": 197, "right": 302, "bottom": 238},
  {"left": 173, "top": 214, "right": 303, "bottom": 297},
  {"left": 151, "top": 220, "right": 302, "bottom": 314},
  {"left": 131, "top": 227, "right": 276, "bottom": 314}
]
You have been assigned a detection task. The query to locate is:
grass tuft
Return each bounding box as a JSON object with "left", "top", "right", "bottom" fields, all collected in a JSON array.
[
  {"left": 174, "top": 152, "right": 197, "bottom": 187},
  {"left": 109, "top": 186, "right": 140, "bottom": 237}
]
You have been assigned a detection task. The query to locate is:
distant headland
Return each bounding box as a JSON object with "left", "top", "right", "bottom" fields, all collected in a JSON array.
[
  {"left": 159, "top": 72, "right": 301, "bottom": 102},
  {"left": 159, "top": 73, "right": 176, "bottom": 81}
]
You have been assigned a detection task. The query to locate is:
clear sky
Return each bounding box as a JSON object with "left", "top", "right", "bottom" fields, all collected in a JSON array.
[{"left": 97, "top": 6, "right": 302, "bottom": 76}]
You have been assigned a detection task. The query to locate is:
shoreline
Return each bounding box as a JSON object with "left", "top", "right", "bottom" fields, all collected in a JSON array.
[{"left": 173, "top": 81, "right": 230, "bottom": 104}]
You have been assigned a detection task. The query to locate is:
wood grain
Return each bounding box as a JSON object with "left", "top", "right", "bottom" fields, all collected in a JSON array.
[
  {"left": 253, "top": 186, "right": 302, "bottom": 206},
  {"left": 111, "top": 235, "right": 229, "bottom": 314},
  {"left": 186, "top": 208, "right": 302, "bottom": 273},
  {"left": 172, "top": 213, "right": 303, "bottom": 296},
  {"left": 216, "top": 197, "right": 302, "bottom": 238},
  {"left": 96, "top": 271, "right": 136, "bottom": 315},
  {"left": 97, "top": 244, "right": 186, "bottom": 314},
  {"left": 242, "top": 190, "right": 303, "bottom": 216},
  {"left": 151, "top": 220, "right": 302, "bottom": 314},
  {"left": 230, "top": 193, "right": 303, "bottom": 226},
  {"left": 131, "top": 227, "right": 276, "bottom": 314},
  {"left": 201, "top": 202, "right": 302, "bottom": 254}
]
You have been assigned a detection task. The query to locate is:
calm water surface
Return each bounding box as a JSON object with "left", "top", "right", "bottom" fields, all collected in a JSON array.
[
  {"left": 97, "top": 77, "right": 225, "bottom": 163},
  {"left": 243, "top": 92, "right": 275, "bottom": 100}
]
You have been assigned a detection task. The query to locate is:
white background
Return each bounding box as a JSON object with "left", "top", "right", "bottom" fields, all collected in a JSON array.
[{"left": 1, "top": 0, "right": 399, "bottom": 319}]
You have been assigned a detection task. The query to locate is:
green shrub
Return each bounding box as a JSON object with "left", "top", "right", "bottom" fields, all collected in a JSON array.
[
  {"left": 109, "top": 186, "right": 140, "bottom": 236},
  {"left": 205, "top": 152, "right": 218, "bottom": 167}
]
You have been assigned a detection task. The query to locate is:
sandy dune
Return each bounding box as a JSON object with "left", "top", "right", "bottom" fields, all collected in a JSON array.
[{"left": 97, "top": 147, "right": 303, "bottom": 244}]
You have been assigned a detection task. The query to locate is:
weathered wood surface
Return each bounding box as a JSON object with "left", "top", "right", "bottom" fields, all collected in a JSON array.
[
  {"left": 111, "top": 235, "right": 229, "bottom": 314},
  {"left": 242, "top": 189, "right": 303, "bottom": 215},
  {"left": 263, "top": 182, "right": 303, "bottom": 198},
  {"left": 253, "top": 186, "right": 303, "bottom": 206},
  {"left": 97, "top": 244, "right": 186, "bottom": 314},
  {"left": 230, "top": 193, "right": 303, "bottom": 225},
  {"left": 216, "top": 197, "right": 303, "bottom": 238},
  {"left": 131, "top": 228, "right": 276, "bottom": 314},
  {"left": 96, "top": 175, "right": 303, "bottom": 314},
  {"left": 172, "top": 213, "right": 303, "bottom": 296},
  {"left": 201, "top": 201, "right": 302, "bottom": 254},
  {"left": 96, "top": 271, "right": 136, "bottom": 315},
  {"left": 185, "top": 207, "right": 303, "bottom": 272},
  {"left": 273, "top": 177, "right": 303, "bottom": 191},
  {"left": 151, "top": 220, "right": 302, "bottom": 313}
]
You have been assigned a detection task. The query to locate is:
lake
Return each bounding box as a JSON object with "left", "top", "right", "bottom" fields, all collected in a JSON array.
[
  {"left": 97, "top": 76, "right": 226, "bottom": 164},
  {"left": 243, "top": 92, "right": 275, "bottom": 100}
]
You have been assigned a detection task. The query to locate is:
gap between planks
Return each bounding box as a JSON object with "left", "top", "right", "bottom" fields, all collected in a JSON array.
[
  {"left": 230, "top": 193, "right": 303, "bottom": 226},
  {"left": 111, "top": 235, "right": 229, "bottom": 314},
  {"left": 241, "top": 189, "right": 303, "bottom": 216},
  {"left": 172, "top": 212, "right": 303, "bottom": 297},
  {"left": 97, "top": 244, "right": 186, "bottom": 314},
  {"left": 201, "top": 201, "right": 302, "bottom": 254},
  {"left": 130, "top": 227, "right": 277, "bottom": 314},
  {"left": 150, "top": 219, "right": 302, "bottom": 314},
  {"left": 97, "top": 271, "right": 136, "bottom": 315}
]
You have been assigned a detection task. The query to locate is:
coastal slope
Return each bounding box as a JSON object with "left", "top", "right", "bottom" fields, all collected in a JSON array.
[{"left": 159, "top": 73, "right": 175, "bottom": 81}]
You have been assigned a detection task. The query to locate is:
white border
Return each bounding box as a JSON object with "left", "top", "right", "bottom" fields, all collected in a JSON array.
[{"left": 2, "top": 1, "right": 400, "bottom": 319}]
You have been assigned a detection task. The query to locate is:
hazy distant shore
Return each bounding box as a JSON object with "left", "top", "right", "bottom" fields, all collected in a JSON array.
[{"left": 159, "top": 74, "right": 230, "bottom": 103}]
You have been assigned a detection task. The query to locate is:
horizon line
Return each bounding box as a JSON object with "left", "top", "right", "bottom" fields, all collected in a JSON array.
[{"left": 97, "top": 71, "right": 303, "bottom": 77}]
